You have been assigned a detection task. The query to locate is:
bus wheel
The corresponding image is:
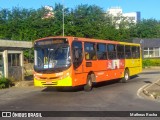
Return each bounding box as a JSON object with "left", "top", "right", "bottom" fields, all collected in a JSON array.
[
  {"left": 121, "top": 69, "right": 130, "bottom": 83},
  {"left": 84, "top": 75, "right": 92, "bottom": 92}
]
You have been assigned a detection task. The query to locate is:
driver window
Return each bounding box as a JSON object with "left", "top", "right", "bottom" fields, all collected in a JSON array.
[{"left": 72, "top": 41, "right": 83, "bottom": 68}]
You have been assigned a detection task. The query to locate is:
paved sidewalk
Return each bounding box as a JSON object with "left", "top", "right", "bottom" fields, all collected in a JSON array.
[
  {"left": 143, "top": 79, "right": 160, "bottom": 101},
  {"left": 140, "top": 68, "right": 160, "bottom": 102},
  {"left": 14, "top": 80, "right": 33, "bottom": 87}
]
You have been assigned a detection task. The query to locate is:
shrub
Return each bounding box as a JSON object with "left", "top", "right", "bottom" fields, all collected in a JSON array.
[
  {"left": 143, "top": 58, "right": 160, "bottom": 68},
  {"left": 0, "top": 77, "right": 13, "bottom": 89}
]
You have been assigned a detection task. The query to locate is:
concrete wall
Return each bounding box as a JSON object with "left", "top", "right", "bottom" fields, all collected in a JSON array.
[{"left": 0, "top": 39, "right": 33, "bottom": 48}]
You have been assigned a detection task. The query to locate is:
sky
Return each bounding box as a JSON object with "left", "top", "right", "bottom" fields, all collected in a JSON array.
[{"left": 0, "top": 0, "right": 160, "bottom": 20}]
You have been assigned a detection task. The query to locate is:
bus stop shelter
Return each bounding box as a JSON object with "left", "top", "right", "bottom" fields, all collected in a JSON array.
[{"left": 0, "top": 39, "right": 33, "bottom": 81}]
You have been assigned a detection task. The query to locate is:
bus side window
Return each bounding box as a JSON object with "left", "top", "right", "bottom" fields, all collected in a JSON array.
[
  {"left": 84, "top": 42, "right": 96, "bottom": 60},
  {"left": 132, "top": 46, "right": 137, "bottom": 59},
  {"left": 97, "top": 43, "right": 107, "bottom": 60},
  {"left": 108, "top": 44, "right": 117, "bottom": 59},
  {"left": 117, "top": 45, "right": 125, "bottom": 59},
  {"left": 125, "top": 45, "right": 131, "bottom": 59},
  {"left": 132, "top": 46, "right": 140, "bottom": 59},
  {"left": 85, "top": 52, "right": 89, "bottom": 60}
]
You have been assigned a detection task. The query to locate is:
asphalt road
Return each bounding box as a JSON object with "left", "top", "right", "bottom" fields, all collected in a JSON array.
[{"left": 0, "top": 69, "right": 160, "bottom": 120}]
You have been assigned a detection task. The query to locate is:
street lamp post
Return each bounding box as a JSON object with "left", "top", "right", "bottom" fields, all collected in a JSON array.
[{"left": 62, "top": 0, "right": 64, "bottom": 36}]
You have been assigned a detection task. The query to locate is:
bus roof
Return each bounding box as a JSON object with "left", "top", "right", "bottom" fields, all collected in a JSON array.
[
  {"left": 35, "top": 36, "right": 140, "bottom": 46},
  {"left": 119, "top": 42, "right": 140, "bottom": 46}
]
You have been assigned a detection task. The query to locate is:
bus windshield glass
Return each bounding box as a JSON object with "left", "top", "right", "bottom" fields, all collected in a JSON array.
[{"left": 34, "top": 39, "right": 71, "bottom": 72}]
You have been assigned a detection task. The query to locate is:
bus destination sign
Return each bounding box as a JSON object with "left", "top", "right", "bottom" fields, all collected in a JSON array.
[{"left": 36, "top": 39, "right": 67, "bottom": 46}]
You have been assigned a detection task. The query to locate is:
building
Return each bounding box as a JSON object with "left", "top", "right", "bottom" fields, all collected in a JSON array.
[
  {"left": 133, "top": 38, "right": 160, "bottom": 58},
  {"left": 107, "top": 7, "right": 123, "bottom": 16},
  {"left": 123, "top": 12, "right": 141, "bottom": 24},
  {"left": 0, "top": 39, "right": 33, "bottom": 80},
  {"left": 107, "top": 7, "right": 141, "bottom": 28}
]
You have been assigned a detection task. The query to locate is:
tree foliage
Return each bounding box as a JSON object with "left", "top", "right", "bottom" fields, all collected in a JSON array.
[
  {"left": 0, "top": 4, "right": 160, "bottom": 60},
  {"left": 135, "top": 19, "right": 160, "bottom": 38},
  {"left": 1, "top": 4, "right": 160, "bottom": 41}
]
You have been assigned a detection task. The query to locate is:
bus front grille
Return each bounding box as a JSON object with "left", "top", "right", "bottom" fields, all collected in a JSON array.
[{"left": 41, "top": 81, "right": 57, "bottom": 86}]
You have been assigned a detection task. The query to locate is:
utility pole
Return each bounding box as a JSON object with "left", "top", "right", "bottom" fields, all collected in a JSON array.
[{"left": 62, "top": 0, "right": 64, "bottom": 36}]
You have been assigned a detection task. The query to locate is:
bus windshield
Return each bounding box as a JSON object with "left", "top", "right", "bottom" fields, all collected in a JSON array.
[{"left": 34, "top": 44, "right": 71, "bottom": 72}]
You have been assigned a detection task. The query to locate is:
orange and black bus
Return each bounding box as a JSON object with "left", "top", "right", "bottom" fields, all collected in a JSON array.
[{"left": 34, "top": 36, "right": 142, "bottom": 91}]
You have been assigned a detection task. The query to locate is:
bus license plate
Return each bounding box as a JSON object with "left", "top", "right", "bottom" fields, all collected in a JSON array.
[{"left": 46, "top": 81, "right": 52, "bottom": 84}]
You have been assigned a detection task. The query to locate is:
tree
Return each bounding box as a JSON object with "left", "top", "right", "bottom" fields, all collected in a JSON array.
[
  {"left": 0, "top": 4, "right": 160, "bottom": 42},
  {"left": 67, "top": 4, "right": 108, "bottom": 38},
  {"left": 135, "top": 19, "right": 160, "bottom": 38}
]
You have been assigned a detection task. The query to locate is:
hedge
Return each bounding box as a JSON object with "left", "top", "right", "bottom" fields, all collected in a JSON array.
[
  {"left": 0, "top": 77, "right": 13, "bottom": 89},
  {"left": 143, "top": 58, "right": 160, "bottom": 68}
]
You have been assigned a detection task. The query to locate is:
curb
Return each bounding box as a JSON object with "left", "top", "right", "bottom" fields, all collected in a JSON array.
[
  {"left": 142, "top": 79, "right": 160, "bottom": 101},
  {"left": 143, "top": 66, "right": 160, "bottom": 69}
]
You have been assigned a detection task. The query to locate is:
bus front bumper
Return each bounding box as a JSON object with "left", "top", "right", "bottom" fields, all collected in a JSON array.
[{"left": 34, "top": 76, "right": 72, "bottom": 87}]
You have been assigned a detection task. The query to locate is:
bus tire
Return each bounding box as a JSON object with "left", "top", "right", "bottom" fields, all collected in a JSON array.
[
  {"left": 121, "top": 69, "right": 130, "bottom": 83},
  {"left": 84, "top": 75, "right": 92, "bottom": 92}
]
